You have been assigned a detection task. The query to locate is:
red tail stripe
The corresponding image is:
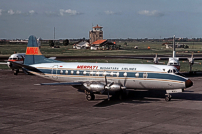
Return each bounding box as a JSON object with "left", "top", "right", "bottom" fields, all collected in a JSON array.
[{"left": 26, "top": 47, "right": 42, "bottom": 55}]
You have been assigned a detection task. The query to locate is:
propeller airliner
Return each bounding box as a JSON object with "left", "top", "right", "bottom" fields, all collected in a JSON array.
[
  {"left": 108, "top": 35, "right": 202, "bottom": 72},
  {"left": 11, "top": 35, "right": 193, "bottom": 101}
]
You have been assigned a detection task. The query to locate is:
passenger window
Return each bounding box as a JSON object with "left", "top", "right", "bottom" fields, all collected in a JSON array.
[
  {"left": 90, "top": 71, "right": 93, "bottom": 76},
  {"left": 83, "top": 71, "right": 87, "bottom": 75},
  {"left": 123, "top": 72, "right": 127, "bottom": 77},
  {"left": 76, "top": 71, "right": 80, "bottom": 75},
  {"left": 135, "top": 72, "right": 139, "bottom": 77},
  {"left": 96, "top": 72, "right": 99, "bottom": 76},
  {"left": 143, "top": 73, "right": 148, "bottom": 78}
]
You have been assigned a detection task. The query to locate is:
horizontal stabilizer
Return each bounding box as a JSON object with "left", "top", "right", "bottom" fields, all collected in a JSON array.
[
  {"left": 35, "top": 82, "right": 83, "bottom": 86},
  {"left": 48, "top": 57, "right": 56, "bottom": 60}
]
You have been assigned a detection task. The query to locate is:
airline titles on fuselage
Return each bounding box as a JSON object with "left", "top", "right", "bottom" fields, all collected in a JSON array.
[{"left": 77, "top": 65, "right": 136, "bottom": 71}]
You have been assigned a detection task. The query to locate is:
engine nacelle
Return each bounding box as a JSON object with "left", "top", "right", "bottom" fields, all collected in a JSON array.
[
  {"left": 83, "top": 83, "right": 122, "bottom": 92},
  {"left": 85, "top": 83, "right": 105, "bottom": 92},
  {"left": 110, "top": 84, "right": 122, "bottom": 91}
]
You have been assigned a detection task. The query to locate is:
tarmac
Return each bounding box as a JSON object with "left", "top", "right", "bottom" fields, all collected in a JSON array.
[{"left": 1, "top": 70, "right": 202, "bottom": 134}]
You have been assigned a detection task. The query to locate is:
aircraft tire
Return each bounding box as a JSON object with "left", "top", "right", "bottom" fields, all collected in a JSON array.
[
  {"left": 165, "top": 94, "right": 172, "bottom": 102},
  {"left": 165, "top": 97, "right": 169, "bottom": 101},
  {"left": 165, "top": 96, "right": 171, "bottom": 102},
  {"left": 86, "top": 94, "right": 95, "bottom": 101}
]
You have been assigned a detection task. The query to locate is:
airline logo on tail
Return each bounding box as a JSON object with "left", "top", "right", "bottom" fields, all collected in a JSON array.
[{"left": 26, "top": 47, "right": 42, "bottom": 55}]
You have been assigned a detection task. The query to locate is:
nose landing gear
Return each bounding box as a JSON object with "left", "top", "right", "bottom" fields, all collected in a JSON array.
[
  {"left": 165, "top": 94, "right": 172, "bottom": 101},
  {"left": 13, "top": 69, "right": 19, "bottom": 75}
]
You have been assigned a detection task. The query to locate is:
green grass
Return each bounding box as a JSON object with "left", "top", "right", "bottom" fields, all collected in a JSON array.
[
  {"left": 1, "top": 41, "right": 202, "bottom": 72},
  {"left": 1, "top": 41, "right": 202, "bottom": 57},
  {"left": 0, "top": 64, "right": 9, "bottom": 70}
]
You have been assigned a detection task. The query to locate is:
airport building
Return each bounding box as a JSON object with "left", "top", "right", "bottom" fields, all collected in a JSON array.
[
  {"left": 89, "top": 24, "right": 118, "bottom": 50},
  {"left": 89, "top": 24, "right": 103, "bottom": 44}
]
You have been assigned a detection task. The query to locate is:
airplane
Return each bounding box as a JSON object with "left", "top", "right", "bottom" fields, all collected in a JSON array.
[
  {"left": 11, "top": 35, "right": 193, "bottom": 102},
  {"left": 0, "top": 38, "right": 57, "bottom": 75},
  {"left": 107, "top": 35, "right": 202, "bottom": 72},
  {"left": 0, "top": 53, "right": 57, "bottom": 75},
  {"left": 0, "top": 53, "right": 25, "bottom": 75},
  {"left": 143, "top": 36, "right": 202, "bottom": 72}
]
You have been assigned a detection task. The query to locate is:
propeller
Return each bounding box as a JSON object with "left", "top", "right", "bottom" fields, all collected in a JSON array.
[
  {"left": 146, "top": 53, "right": 165, "bottom": 64},
  {"left": 183, "top": 53, "right": 201, "bottom": 72},
  {"left": 102, "top": 75, "right": 114, "bottom": 101},
  {"left": 188, "top": 53, "right": 194, "bottom": 65},
  {"left": 153, "top": 53, "right": 159, "bottom": 64}
]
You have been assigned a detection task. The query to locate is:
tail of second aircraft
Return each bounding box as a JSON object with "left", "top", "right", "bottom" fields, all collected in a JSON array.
[
  {"left": 173, "top": 35, "right": 176, "bottom": 58},
  {"left": 24, "top": 35, "right": 61, "bottom": 65}
]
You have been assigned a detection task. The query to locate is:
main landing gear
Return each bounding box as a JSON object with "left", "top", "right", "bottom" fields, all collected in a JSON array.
[
  {"left": 85, "top": 90, "right": 95, "bottom": 101},
  {"left": 165, "top": 94, "right": 172, "bottom": 102}
]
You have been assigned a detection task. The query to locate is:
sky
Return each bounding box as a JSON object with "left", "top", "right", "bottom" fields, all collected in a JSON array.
[{"left": 1, "top": 0, "right": 202, "bottom": 39}]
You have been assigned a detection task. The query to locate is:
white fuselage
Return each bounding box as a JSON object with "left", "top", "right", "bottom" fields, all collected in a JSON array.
[
  {"left": 29, "top": 62, "right": 188, "bottom": 90},
  {"left": 167, "top": 57, "right": 180, "bottom": 70}
]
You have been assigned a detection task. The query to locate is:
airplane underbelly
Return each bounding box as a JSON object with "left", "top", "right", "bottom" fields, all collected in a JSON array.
[
  {"left": 126, "top": 79, "right": 184, "bottom": 90},
  {"left": 52, "top": 75, "right": 185, "bottom": 90}
]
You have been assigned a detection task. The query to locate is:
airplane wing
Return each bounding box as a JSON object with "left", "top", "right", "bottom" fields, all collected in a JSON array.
[
  {"left": 177, "top": 57, "right": 202, "bottom": 61},
  {"left": 35, "top": 82, "right": 83, "bottom": 86},
  {"left": 0, "top": 62, "right": 8, "bottom": 64},
  {"left": 105, "top": 56, "right": 169, "bottom": 60},
  {"left": 127, "top": 57, "right": 169, "bottom": 60},
  {"left": 193, "top": 57, "right": 202, "bottom": 60}
]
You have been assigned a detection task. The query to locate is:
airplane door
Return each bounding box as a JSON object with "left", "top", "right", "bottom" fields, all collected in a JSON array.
[{"left": 52, "top": 65, "right": 58, "bottom": 79}]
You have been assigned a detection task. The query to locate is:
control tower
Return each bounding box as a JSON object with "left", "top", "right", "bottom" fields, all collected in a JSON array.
[{"left": 89, "top": 24, "right": 103, "bottom": 44}]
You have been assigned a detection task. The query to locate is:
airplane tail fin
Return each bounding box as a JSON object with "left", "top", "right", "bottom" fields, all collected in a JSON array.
[
  {"left": 24, "top": 35, "right": 61, "bottom": 65},
  {"left": 173, "top": 35, "right": 176, "bottom": 58}
]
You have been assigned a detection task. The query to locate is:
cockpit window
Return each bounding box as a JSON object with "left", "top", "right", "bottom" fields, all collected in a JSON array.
[{"left": 168, "top": 69, "right": 179, "bottom": 73}]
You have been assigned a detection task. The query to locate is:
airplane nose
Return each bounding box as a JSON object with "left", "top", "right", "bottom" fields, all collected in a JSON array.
[{"left": 185, "top": 79, "right": 193, "bottom": 88}]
